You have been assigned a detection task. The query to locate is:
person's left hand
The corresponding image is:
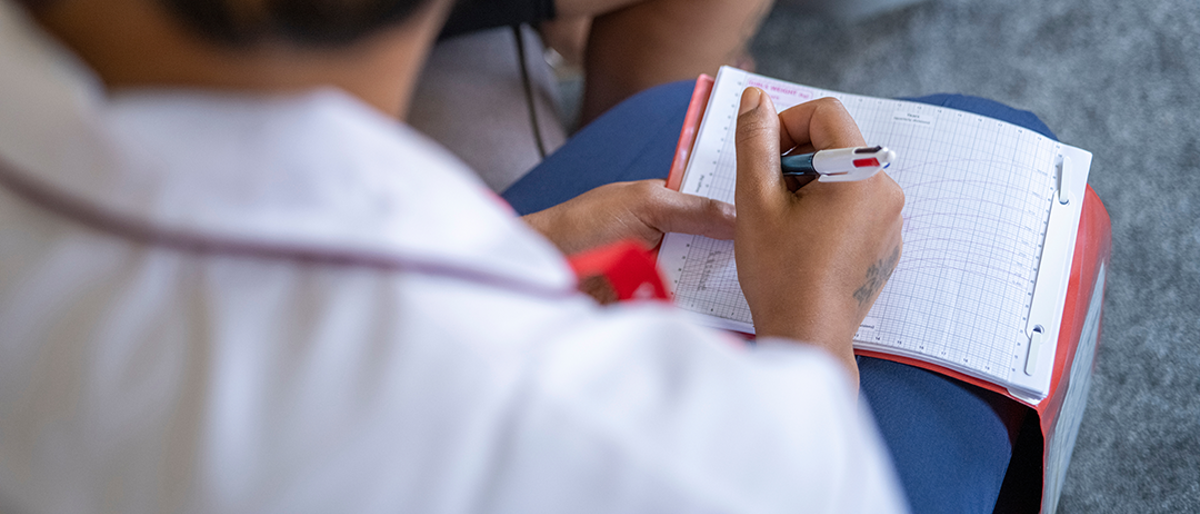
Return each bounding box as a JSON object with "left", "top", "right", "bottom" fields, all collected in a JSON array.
[{"left": 522, "top": 179, "right": 736, "bottom": 255}]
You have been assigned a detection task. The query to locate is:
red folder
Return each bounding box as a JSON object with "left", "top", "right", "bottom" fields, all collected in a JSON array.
[{"left": 665, "top": 75, "right": 1112, "bottom": 513}]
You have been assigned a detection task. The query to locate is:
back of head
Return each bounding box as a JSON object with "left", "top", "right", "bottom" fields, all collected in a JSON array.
[
  {"left": 16, "top": 0, "right": 435, "bottom": 47},
  {"left": 14, "top": 0, "right": 448, "bottom": 116},
  {"left": 159, "top": 0, "right": 433, "bottom": 47}
]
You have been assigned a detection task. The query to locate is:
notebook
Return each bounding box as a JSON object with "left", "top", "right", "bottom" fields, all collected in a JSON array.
[{"left": 658, "top": 67, "right": 1093, "bottom": 401}]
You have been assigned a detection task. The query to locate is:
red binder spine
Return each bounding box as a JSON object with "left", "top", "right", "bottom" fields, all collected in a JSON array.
[{"left": 665, "top": 75, "right": 715, "bottom": 193}]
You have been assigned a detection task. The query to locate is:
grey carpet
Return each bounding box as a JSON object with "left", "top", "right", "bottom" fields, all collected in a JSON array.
[{"left": 751, "top": 0, "right": 1200, "bottom": 511}]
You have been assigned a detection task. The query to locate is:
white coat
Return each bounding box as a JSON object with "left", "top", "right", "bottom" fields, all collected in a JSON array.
[{"left": 0, "top": 2, "right": 907, "bottom": 512}]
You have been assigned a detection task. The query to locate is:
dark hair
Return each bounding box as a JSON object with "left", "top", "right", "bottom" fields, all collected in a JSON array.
[
  {"left": 160, "top": 0, "right": 434, "bottom": 47},
  {"left": 13, "top": 0, "right": 54, "bottom": 8}
]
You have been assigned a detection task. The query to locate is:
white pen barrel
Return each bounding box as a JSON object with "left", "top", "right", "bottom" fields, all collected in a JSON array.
[{"left": 812, "top": 147, "right": 860, "bottom": 173}]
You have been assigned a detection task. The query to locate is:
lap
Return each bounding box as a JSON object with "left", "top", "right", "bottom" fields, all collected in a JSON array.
[
  {"left": 505, "top": 80, "right": 1052, "bottom": 513},
  {"left": 502, "top": 80, "right": 696, "bottom": 215}
]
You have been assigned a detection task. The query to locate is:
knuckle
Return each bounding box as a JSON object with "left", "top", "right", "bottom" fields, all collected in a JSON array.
[
  {"left": 703, "top": 198, "right": 727, "bottom": 219},
  {"left": 869, "top": 175, "right": 905, "bottom": 216},
  {"left": 735, "top": 115, "right": 771, "bottom": 146},
  {"left": 886, "top": 181, "right": 905, "bottom": 214},
  {"left": 631, "top": 180, "right": 659, "bottom": 200},
  {"left": 812, "top": 96, "right": 845, "bottom": 111},
  {"left": 641, "top": 185, "right": 675, "bottom": 218}
]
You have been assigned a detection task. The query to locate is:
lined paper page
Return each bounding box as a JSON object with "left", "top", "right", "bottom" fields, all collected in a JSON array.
[{"left": 659, "top": 68, "right": 1063, "bottom": 387}]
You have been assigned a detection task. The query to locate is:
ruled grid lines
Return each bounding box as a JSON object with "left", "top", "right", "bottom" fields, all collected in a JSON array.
[{"left": 665, "top": 70, "right": 1058, "bottom": 384}]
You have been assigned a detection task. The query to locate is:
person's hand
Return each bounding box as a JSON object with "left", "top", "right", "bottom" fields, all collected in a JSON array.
[
  {"left": 734, "top": 88, "right": 905, "bottom": 383},
  {"left": 522, "top": 179, "right": 736, "bottom": 255}
]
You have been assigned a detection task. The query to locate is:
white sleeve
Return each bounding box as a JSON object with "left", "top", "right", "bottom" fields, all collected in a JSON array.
[
  {"left": 0, "top": 246, "right": 908, "bottom": 514},
  {"left": 478, "top": 303, "right": 909, "bottom": 514}
]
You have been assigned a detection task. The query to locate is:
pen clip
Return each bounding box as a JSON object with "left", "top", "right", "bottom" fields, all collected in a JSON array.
[{"left": 817, "top": 166, "right": 886, "bottom": 182}]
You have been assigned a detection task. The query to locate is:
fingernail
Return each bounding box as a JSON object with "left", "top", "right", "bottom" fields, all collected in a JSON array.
[{"left": 739, "top": 88, "right": 762, "bottom": 115}]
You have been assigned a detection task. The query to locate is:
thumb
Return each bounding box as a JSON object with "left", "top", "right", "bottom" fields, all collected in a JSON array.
[{"left": 734, "top": 88, "right": 785, "bottom": 214}]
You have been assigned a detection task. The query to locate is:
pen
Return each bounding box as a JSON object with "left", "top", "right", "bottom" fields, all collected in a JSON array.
[{"left": 781, "top": 145, "right": 896, "bottom": 182}]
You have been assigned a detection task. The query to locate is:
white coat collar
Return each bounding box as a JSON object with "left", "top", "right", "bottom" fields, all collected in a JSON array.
[{"left": 0, "top": 1, "right": 574, "bottom": 293}]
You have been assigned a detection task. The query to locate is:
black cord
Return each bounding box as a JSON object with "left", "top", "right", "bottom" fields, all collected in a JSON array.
[{"left": 512, "top": 25, "right": 547, "bottom": 159}]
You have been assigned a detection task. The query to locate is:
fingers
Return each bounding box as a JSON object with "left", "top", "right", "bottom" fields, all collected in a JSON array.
[
  {"left": 777, "top": 97, "right": 866, "bottom": 153},
  {"left": 734, "top": 88, "right": 786, "bottom": 215},
  {"left": 522, "top": 179, "right": 738, "bottom": 256},
  {"left": 641, "top": 183, "right": 737, "bottom": 240}
]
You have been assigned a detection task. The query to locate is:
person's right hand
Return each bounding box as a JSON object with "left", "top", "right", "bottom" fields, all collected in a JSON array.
[{"left": 734, "top": 88, "right": 905, "bottom": 384}]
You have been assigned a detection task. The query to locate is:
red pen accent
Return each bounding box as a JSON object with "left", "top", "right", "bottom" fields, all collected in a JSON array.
[{"left": 853, "top": 158, "right": 881, "bottom": 168}]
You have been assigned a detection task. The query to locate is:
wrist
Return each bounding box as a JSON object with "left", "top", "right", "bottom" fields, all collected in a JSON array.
[
  {"left": 522, "top": 210, "right": 572, "bottom": 253},
  {"left": 753, "top": 308, "right": 860, "bottom": 383}
]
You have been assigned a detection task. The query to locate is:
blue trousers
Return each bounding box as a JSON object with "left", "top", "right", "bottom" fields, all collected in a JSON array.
[{"left": 503, "top": 81, "right": 1048, "bottom": 513}]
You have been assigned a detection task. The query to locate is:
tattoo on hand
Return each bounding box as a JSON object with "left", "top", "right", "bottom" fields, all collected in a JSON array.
[{"left": 853, "top": 246, "right": 900, "bottom": 307}]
